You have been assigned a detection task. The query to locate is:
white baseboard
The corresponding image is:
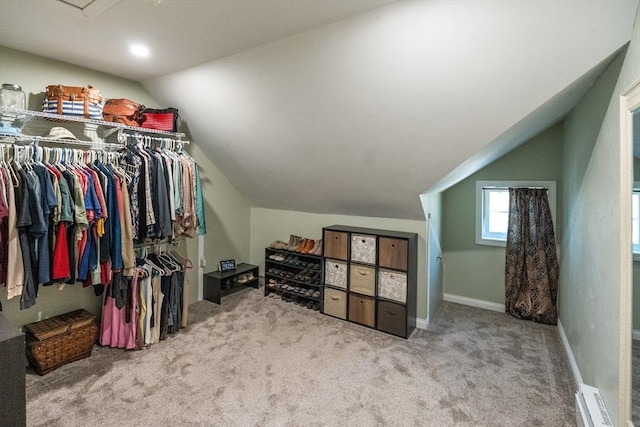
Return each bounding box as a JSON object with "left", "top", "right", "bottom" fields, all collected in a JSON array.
[
  {"left": 558, "top": 318, "right": 583, "bottom": 386},
  {"left": 633, "top": 329, "right": 640, "bottom": 341},
  {"left": 443, "top": 293, "right": 504, "bottom": 312},
  {"left": 415, "top": 318, "right": 429, "bottom": 330}
]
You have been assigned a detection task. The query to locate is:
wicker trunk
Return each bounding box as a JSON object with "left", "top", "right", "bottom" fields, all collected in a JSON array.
[{"left": 23, "top": 309, "right": 98, "bottom": 375}]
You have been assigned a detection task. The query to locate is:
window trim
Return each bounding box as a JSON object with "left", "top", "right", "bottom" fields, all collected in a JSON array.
[{"left": 475, "top": 180, "right": 557, "bottom": 248}]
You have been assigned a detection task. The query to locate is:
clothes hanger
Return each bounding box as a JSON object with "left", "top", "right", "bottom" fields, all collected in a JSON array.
[
  {"left": 158, "top": 250, "right": 181, "bottom": 272},
  {"left": 144, "top": 255, "right": 166, "bottom": 276},
  {"left": 169, "top": 249, "right": 193, "bottom": 269}
]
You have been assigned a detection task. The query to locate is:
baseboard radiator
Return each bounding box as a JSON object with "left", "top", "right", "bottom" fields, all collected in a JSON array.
[{"left": 575, "top": 384, "right": 612, "bottom": 427}]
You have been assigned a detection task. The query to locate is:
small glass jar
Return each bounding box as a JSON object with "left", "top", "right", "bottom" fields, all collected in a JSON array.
[{"left": 0, "top": 83, "right": 26, "bottom": 110}]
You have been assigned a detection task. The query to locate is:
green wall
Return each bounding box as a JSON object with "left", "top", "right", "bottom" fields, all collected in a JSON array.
[
  {"left": 441, "top": 122, "right": 564, "bottom": 304},
  {"left": 559, "top": 32, "right": 634, "bottom": 423},
  {"left": 0, "top": 47, "right": 252, "bottom": 328},
  {"left": 250, "top": 208, "right": 428, "bottom": 320}
]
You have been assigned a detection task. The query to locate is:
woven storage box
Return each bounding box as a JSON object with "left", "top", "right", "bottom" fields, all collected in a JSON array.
[{"left": 23, "top": 309, "right": 98, "bottom": 375}]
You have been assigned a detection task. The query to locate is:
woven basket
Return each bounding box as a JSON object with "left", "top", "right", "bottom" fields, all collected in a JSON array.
[{"left": 23, "top": 309, "right": 98, "bottom": 375}]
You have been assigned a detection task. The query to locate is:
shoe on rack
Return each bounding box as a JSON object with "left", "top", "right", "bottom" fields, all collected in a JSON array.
[
  {"left": 282, "top": 234, "right": 295, "bottom": 250},
  {"left": 247, "top": 272, "right": 255, "bottom": 281},
  {"left": 311, "top": 239, "right": 323, "bottom": 256},
  {"left": 311, "top": 291, "right": 320, "bottom": 299},
  {"left": 297, "top": 238, "right": 309, "bottom": 254},
  {"left": 302, "top": 238, "right": 315, "bottom": 254},
  {"left": 237, "top": 274, "right": 248, "bottom": 284},
  {"left": 288, "top": 235, "right": 302, "bottom": 252},
  {"left": 308, "top": 239, "right": 321, "bottom": 255},
  {"left": 274, "top": 254, "right": 286, "bottom": 262},
  {"left": 270, "top": 240, "right": 286, "bottom": 249}
]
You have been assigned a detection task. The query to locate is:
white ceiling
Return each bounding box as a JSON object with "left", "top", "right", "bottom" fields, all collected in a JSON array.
[
  {"left": 0, "top": 0, "right": 394, "bottom": 81},
  {"left": 1, "top": 0, "right": 638, "bottom": 220}
]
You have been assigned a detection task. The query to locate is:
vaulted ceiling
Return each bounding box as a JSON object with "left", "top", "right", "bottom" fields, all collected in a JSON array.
[{"left": 1, "top": 0, "right": 638, "bottom": 220}]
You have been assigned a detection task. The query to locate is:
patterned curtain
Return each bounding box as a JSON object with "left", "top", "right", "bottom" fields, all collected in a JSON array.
[{"left": 505, "top": 188, "right": 559, "bottom": 325}]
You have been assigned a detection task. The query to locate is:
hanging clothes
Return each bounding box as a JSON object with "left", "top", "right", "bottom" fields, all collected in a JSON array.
[
  {"left": 120, "top": 140, "right": 206, "bottom": 244},
  {"left": 0, "top": 134, "right": 203, "bottom": 328},
  {"left": 99, "top": 248, "right": 189, "bottom": 349}
]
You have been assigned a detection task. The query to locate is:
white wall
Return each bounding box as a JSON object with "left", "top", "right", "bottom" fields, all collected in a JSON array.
[
  {"left": 250, "top": 207, "right": 428, "bottom": 320},
  {"left": 420, "top": 191, "right": 443, "bottom": 323},
  {"left": 560, "top": 5, "right": 640, "bottom": 424}
]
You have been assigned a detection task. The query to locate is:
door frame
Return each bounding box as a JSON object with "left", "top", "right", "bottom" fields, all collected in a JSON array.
[{"left": 621, "top": 79, "right": 640, "bottom": 427}]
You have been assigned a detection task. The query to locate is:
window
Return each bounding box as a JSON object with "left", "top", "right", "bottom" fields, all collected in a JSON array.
[
  {"left": 482, "top": 188, "right": 509, "bottom": 241},
  {"left": 475, "top": 180, "right": 557, "bottom": 247},
  {"left": 633, "top": 183, "right": 640, "bottom": 258}
]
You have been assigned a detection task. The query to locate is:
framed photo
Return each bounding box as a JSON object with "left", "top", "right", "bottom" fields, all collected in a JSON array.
[{"left": 219, "top": 259, "right": 236, "bottom": 272}]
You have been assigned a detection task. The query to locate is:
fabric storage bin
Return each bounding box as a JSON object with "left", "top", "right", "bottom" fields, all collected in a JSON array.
[
  {"left": 325, "top": 259, "right": 347, "bottom": 289},
  {"left": 323, "top": 230, "right": 348, "bottom": 260},
  {"left": 377, "top": 300, "right": 407, "bottom": 337},
  {"left": 23, "top": 309, "right": 98, "bottom": 375},
  {"left": 350, "top": 234, "right": 376, "bottom": 264},
  {"left": 349, "top": 264, "right": 375, "bottom": 296},
  {"left": 378, "top": 269, "right": 407, "bottom": 303},
  {"left": 324, "top": 288, "right": 347, "bottom": 319},
  {"left": 378, "top": 237, "right": 408, "bottom": 271},
  {"left": 348, "top": 294, "right": 375, "bottom": 328}
]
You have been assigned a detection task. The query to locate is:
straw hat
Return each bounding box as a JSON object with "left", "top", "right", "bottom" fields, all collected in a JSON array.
[{"left": 46, "top": 126, "right": 77, "bottom": 140}]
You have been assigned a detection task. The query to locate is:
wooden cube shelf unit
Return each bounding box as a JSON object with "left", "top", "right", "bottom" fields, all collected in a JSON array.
[{"left": 321, "top": 225, "right": 417, "bottom": 339}]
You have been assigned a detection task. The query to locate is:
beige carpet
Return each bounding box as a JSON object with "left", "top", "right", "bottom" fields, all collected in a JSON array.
[{"left": 26, "top": 287, "right": 576, "bottom": 426}]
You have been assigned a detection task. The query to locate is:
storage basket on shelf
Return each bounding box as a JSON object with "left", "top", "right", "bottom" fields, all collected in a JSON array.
[{"left": 23, "top": 309, "right": 98, "bottom": 375}]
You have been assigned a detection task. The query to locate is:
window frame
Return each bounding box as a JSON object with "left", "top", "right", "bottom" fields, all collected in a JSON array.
[{"left": 475, "top": 180, "right": 557, "bottom": 248}]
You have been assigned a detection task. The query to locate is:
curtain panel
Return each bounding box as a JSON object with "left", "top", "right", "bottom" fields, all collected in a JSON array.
[{"left": 504, "top": 188, "right": 559, "bottom": 325}]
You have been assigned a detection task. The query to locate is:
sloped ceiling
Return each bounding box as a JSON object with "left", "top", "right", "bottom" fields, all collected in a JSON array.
[
  {"left": 0, "top": 0, "right": 394, "bottom": 81},
  {"left": 1, "top": 1, "right": 638, "bottom": 220},
  {"left": 144, "top": 0, "right": 638, "bottom": 220}
]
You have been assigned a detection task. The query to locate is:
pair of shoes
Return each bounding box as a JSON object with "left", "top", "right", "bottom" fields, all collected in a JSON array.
[
  {"left": 312, "top": 239, "right": 323, "bottom": 256},
  {"left": 296, "top": 238, "right": 315, "bottom": 254},
  {"left": 268, "top": 253, "right": 285, "bottom": 262},
  {"left": 270, "top": 240, "right": 288, "bottom": 250},
  {"left": 297, "top": 238, "right": 323, "bottom": 256},
  {"left": 285, "top": 256, "right": 301, "bottom": 266},
  {"left": 311, "top": 290, "right": 320, "bottom": 299},
  {"left": 267, "top": 279, "right": 277, "bottom": 288},
  {"left": 237, "top": 272, "right": 255, "bottom": 284},
  {"left": 301, "top": 239, "right": 322, "bottom": 256},
  {"left": 283, "top": 235, "right": 302, "bottom": 251}
]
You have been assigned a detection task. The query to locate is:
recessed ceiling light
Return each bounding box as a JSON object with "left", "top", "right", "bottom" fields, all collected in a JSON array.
[{"left": 130, "top": 44, "right": 149, "bottom": 57}]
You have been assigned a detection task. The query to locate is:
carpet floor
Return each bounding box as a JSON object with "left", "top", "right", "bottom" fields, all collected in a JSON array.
[
  {"left": 633, "top": 339, "right": 640, "bottom": 425},
  {"left": 25, "top": 287, "right": 576, "bottom": 426}
]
